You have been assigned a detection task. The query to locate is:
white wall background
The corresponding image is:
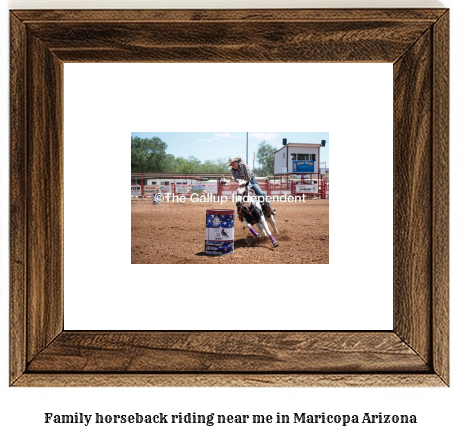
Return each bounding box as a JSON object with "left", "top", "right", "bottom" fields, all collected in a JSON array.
[
  {"left": 63, "top": 62, "right": 392, "bottom": 331},
  {"left": 1, "top": 2, "right": 458, "bottom": 436}
]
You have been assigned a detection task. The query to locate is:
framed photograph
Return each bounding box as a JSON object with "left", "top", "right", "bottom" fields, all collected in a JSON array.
[
  {"left": 129, "top": 130, "right": 330, "bottom": 264},
  {"left": 10, "top": 9, "right": 449, "bottom": 386}
]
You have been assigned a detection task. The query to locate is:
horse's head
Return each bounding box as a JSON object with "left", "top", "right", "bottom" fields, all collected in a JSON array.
[{"left": 235, "top": 180, "right": 249, "bottom": 206}]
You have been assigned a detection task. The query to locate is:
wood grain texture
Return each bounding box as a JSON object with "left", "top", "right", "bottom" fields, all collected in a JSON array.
[
  {"left": 10, "top": 13, "right": 27, "bottom": 385},
  {"left": 27, "top": 332, "right": 429, "bottom": 373},
  {"left": 14, "top": 9, "right": 447, "bottom": 64},
  {"left": 393, "top": 29, "right": 433, "bottom": 364},
  {"left": 432, "top": 11, "right": 449, "bottom": 384},
  {"left": 26, "top": 33, "right": 64, "bottom": 362},
  {"left": 9, "top": 9, "right": 449, "bottom": 387},
  {"left": 12, "top": 9, "right": 447, "bottom": 22},
  {"left": 13, "top": 374, "right": 446, "bottom": 388},
  {"left": 27, "top": 20, "right": 433, "bottom": 63}
]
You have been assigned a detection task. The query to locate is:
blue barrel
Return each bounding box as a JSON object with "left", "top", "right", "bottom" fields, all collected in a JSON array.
[{"left": 205, "top": 209, "right": 234, "bottom": 255}]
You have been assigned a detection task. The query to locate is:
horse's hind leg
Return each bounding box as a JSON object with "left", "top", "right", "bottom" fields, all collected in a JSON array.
[{"left": 260, "top": 216, "right": 279, "bottom": 247}]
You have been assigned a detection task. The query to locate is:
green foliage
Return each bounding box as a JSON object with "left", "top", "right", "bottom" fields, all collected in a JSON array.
[
  {"left": 131, "top": 136, "right": 168, "bottom": 173},
  {"left": 254, "top": 141, "right": 276, "bottom": 176},
  {"left": 131, "top": 136, "right": 231, "bottom": 174}
]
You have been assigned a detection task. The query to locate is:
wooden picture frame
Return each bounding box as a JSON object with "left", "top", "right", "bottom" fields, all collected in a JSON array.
[{"left": 10, "top": 9, "right": 449, "bottom": 387}]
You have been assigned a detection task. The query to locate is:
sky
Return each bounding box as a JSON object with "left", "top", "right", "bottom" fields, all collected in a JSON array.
[{"left": 131, "top": 132, "right": 329, "bottom": 169}]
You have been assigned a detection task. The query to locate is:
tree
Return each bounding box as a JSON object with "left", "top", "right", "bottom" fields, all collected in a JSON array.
[
  {"left": 131, "top": 136, "right": 168, "bottom": 173},
  {"left": 200, "top": 157, "right": 229, "bottom": 173},
  {"left": 255, "top": 141, "right": 276, "bottom": 176},
  {"left": 214, "top": 157, "right": 231, "bottom": 173},
  {"left": 162, "top": 154, "right": 178, "bottom": 173},
  {"left": 172, "top": 156, "right": 199, "bottom": 173},
  {"left": 131, "top": 135, "right": 232, "bottom": 174}
]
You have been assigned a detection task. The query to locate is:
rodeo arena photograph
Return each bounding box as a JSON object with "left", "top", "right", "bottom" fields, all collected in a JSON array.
[{"left": 131, "top": 132, "right": 329, "bottom": 264}]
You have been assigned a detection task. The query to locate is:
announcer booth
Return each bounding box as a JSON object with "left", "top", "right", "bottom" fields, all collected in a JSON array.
[{"left": 273, "top": 139, "right": 327, "bottom": 198}]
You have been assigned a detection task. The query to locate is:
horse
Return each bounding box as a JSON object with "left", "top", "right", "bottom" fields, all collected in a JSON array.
[{"left": 235, "top": 180, "right": 280, "bottom": 247}]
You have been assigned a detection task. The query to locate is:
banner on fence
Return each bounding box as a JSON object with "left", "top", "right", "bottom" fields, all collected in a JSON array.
[
  {"left": 204, "top": 184, "right": 218, "bottom": 194},
  {"left": 131, "top": 185, "right": 141, "bottom": 195},
  {"left": 296, "top": 184, "right": 319, "bottom": 194},
  {"left": 176, "top": 186, "right": 189, "bottom": 194}
]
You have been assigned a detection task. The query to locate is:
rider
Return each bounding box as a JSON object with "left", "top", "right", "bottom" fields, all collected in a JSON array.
[{"left": 229, "top": 157, "right": 276, "bottom": 219}]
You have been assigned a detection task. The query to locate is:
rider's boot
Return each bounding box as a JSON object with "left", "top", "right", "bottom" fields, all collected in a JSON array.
[{"left": 263, "top": 203, "right": 276, "bottom": 216}]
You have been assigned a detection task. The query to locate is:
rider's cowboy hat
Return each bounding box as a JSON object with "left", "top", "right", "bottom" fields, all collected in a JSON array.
[{"left": 228, "top": 157, "right": 242, "bottom": 166}]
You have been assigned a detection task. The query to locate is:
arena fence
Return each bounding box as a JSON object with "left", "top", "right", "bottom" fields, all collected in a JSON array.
[
  {"left": 291, "top": 175, "right": 327, "bottom": 200},
  {"left": 132, "top": 174, "right": 328, "bottom": 200}
]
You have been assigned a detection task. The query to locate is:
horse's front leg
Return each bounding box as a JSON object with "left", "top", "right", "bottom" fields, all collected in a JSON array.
[
  {"left": 254, "top": 203, "right": 269, "bottom": 237},
  {"left": 266, "top": 215, "right": 280, "bottom": 236},
  {"left": 256, "top": 222, "right": 268, "bottom": 236},
  {"left": 244, "top": 220, "right": 263, "bottom": 238}
]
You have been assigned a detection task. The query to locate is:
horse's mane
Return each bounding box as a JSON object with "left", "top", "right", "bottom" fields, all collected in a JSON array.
[{"left": 238, "top": 186, "right": 259, "bottom": 206}]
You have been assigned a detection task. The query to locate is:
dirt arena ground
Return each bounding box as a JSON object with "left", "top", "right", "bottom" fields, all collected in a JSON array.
[{"left": 131, "top": 198, "right": 329, "bottom": 264}]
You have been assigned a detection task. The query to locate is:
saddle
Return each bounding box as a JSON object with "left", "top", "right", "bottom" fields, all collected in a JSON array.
[{"left": 249, "top": 188, "right": 271, "bottom": 216}]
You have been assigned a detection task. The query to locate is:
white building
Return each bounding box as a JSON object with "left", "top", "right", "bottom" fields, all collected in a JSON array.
[
  {"left": 144, "top": 178, "right": 197, "bottom": 186},
  {"left": 273, "top": 143, "right": 324, "bottom": 175},
  {"left": 143, "top": 178, "right": 231, "bottom": 186}
]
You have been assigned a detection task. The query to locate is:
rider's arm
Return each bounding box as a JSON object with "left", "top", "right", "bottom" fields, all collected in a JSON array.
[{"left": 241, "top": 164, "right": 251, "bottom": 181}]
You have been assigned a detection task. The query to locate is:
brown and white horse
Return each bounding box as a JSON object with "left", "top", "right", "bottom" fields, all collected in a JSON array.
[{"left": 235, "top": 180, "right": 280, "bottom": 247}]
